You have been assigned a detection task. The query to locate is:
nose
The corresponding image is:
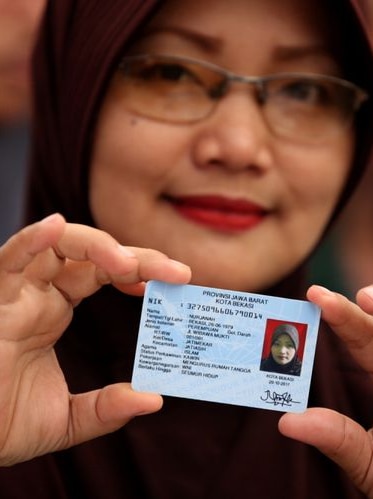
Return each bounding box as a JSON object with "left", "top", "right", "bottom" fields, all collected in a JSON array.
[{"left": 191, "top": 89, "right": 273, "bottom": 173}]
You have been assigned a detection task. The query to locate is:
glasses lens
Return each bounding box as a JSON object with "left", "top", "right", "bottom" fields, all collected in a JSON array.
[
  {"left": 118, "top": 56, "right": 218, "bottom": 122},
  {"left": 263, "top": 75, "right": 365, "bottom": 142},
  {"left": 118, "top": 56, "right": 368, "bottom": 141}
]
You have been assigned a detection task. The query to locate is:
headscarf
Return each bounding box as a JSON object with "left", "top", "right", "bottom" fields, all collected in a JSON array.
[
  {"left": 24, "top": 0, "right": 373, "bottom": 304},
  {"left": 0, "top": 1, "right": 371, "bottom": 498},
  {"left": 272, "top": 324, "right": 299, "bottom": 351},
  {"left": 26, "top": 0, "right": 159, "bottom": 224},
  {"left": 260, "top": 324, "right": 302, "bottom": 376},
  {"left": 26, "top": 0, "right": 373, "bottom": 230}
]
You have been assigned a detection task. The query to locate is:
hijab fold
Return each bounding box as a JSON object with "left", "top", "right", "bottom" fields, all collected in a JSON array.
[{"left": 28, "top": 0, "right": 159, "bottom": 223}]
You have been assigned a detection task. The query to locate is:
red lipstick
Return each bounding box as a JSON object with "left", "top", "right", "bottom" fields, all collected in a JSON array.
[{"left": 169, "top": 195, "right": 267, "bottom": 232}]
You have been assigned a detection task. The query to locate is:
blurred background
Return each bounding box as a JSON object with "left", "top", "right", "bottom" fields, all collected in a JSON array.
[{"left": 0, "top": 0, "right": 46, "bottom": 243}]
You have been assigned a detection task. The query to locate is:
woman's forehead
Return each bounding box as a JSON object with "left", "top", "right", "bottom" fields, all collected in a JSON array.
[
  {"left": 273, "top": 334, "right": 294, "bottom": 344},
  {"left": 141, "top": 0, "right": 348, "bottom": 66},
  {"left": 147, "top": 0, "right": 336, "bottom": 37}
]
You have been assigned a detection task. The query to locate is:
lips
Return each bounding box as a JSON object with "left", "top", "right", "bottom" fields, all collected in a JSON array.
[{"left": 168, "top": 195, "right": 267, "bottom": 232}]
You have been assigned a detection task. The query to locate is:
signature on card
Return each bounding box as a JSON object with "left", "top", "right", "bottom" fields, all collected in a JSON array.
[{"left": 260, "top": 390, "right": 300, "bottom": 408}]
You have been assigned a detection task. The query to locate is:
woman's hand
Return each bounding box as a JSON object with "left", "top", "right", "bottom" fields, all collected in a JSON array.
[
  {"left": 279, "top": 284, "right": 373, "bottom": 498},
  {"left": 0, "top": 213, "right": 191, "bottom": 466}
]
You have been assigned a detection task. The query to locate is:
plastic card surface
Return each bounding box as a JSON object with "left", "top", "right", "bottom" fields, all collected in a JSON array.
[{"left": 132, "top": 281, "right": 321, "bottom": 413}]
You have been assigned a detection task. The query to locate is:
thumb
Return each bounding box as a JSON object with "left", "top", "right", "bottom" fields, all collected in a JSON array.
[
  {"left": 279, "top": 408, "right": 373, "bottom": 497},
  {"left": 67, "top": 383, "right": 163, "bottom": 445}
]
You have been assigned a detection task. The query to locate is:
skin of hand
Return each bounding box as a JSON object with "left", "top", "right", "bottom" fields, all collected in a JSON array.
[
  {"left": 0, "top": 213, "right": 191, "bottom": 466},
  {"left": 279, "top": 284, "right": 373, "bottom": 498}
]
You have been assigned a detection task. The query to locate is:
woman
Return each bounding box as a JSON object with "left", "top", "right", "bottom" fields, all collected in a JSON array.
[
  {"left": 0, "top": 0, "right": 373, "bottom": 497},
  {"left": 260, "top": 323, "right": 302, "bottom": 376}
]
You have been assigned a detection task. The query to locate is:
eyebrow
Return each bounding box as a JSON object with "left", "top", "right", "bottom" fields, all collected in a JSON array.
[
  {"left": 273, "top": 44, "right": 336, "bottom": 63},
  {"left": 141, "top": 26, "right": 224, "bottom": 53},
  {"left": 139, "top": 27, "right": 338, "bottom": 70}
]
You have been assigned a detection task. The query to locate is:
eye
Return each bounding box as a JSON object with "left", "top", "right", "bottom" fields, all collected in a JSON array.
[
  {"left": 272, "top": 340, "right": 294, "bottom": 349},
  {"left": 134, "top": 61, "right": 200, "bottom": 85},
  {"left": 277, "top": 78, "right": 330, "bottom": 105}
]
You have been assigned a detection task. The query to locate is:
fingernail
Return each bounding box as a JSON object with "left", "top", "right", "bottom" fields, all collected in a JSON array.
[
  {"left": 40, "top": 213, "right": 60, "bottom": 224},
  {"left": 313, "top": 285, "right": 334, "bottom": 296},
  {"left": 169, "top": 259, "right": 190, "bottom": 269},
  {"left": 118, "top": 245, "right": 137, "bottom": 258},
  {"left": 360, "top": 285, "right": 373, "bottom": 297}
]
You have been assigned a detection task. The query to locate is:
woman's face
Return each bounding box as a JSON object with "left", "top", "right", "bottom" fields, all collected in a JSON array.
[
  {"left": 271, "top": 334, "right": 296, "bottom": 365},
  {"left": 90, "top": 0, "right": 354, "bottom": 291}
]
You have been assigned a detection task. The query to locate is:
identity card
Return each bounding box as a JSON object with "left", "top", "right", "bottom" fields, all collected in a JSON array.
[{"left": 131, "top": 281, "right": 321, "bottom": 412}]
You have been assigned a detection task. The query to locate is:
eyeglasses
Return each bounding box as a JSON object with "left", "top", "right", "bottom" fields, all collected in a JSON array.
[{"left": 117, "top": 53, "right": 369, "bottom": 144}]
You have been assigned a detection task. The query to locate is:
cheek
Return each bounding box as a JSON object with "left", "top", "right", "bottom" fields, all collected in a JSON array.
[
  {"left": 89, "top": 98, "right": 189, "bottom": 236},
  {"left": 92, "top": 117, "right": 156, "bottom": 183},
  {"left": 90, "top": 112, "right": 167, "bottom": 200},
  {"left": 288, "top": 349, "right": 295, "bottom": 359},
  {"left": 281, "top": 138, "right": 353, "bottom": 225},
  {"left": 91, "top": 88, "right": 198, "bottom": 182}
]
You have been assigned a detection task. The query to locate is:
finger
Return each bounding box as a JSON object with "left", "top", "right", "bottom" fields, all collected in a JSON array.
[
  {"left": 356, "top": 286, "right": 373, "bottom": 315},
  {"left": 51, "top": 250, "right": 190, "bottom": 304},
  {"left": 54, "top": 224, "right": 139, "bottom": 276},
  {"left": 54, "top": 225, "right": 188, "bottom": 278},
  {"left": 279, "top": 409, "right": 373, "bottom": 497},
  {"left": 0, "top": 214, "right": 66, "bottom": 301},
  {"left": 66, "top": 384, "right": 163, "bottom": 445},
  {"left": 50, "top": 225, "right": 192, "bottom": 301},
  {"left": 307, "top": 285, "right": 373, "bottom": 372},
  {"left": 113, "top": 282, "right": 146, "bottom": 296},
  {"left": 0, "top": 214, "right": 66, "bottom": 274},
  {"left": 51, "top": 226, "right": 191, "bottom": 300},
  {"left": 111, "top": 247, "right": 192, "bottom": 285}
]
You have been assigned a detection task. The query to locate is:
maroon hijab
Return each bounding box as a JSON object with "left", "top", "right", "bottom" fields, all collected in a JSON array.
[
  {"left": 27, "top": 0, "right": 159, "bottom": 224},
  {"left": 25, "top": 0, "right": 373, "bottom": 227},
  {"left": 1, "top": 1, "right": 372, "bottom": 498}
]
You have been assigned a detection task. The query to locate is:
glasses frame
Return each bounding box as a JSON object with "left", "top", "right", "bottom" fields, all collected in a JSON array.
[{"left": 117, "top": 53, "right": 369, "bottom": 139}]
